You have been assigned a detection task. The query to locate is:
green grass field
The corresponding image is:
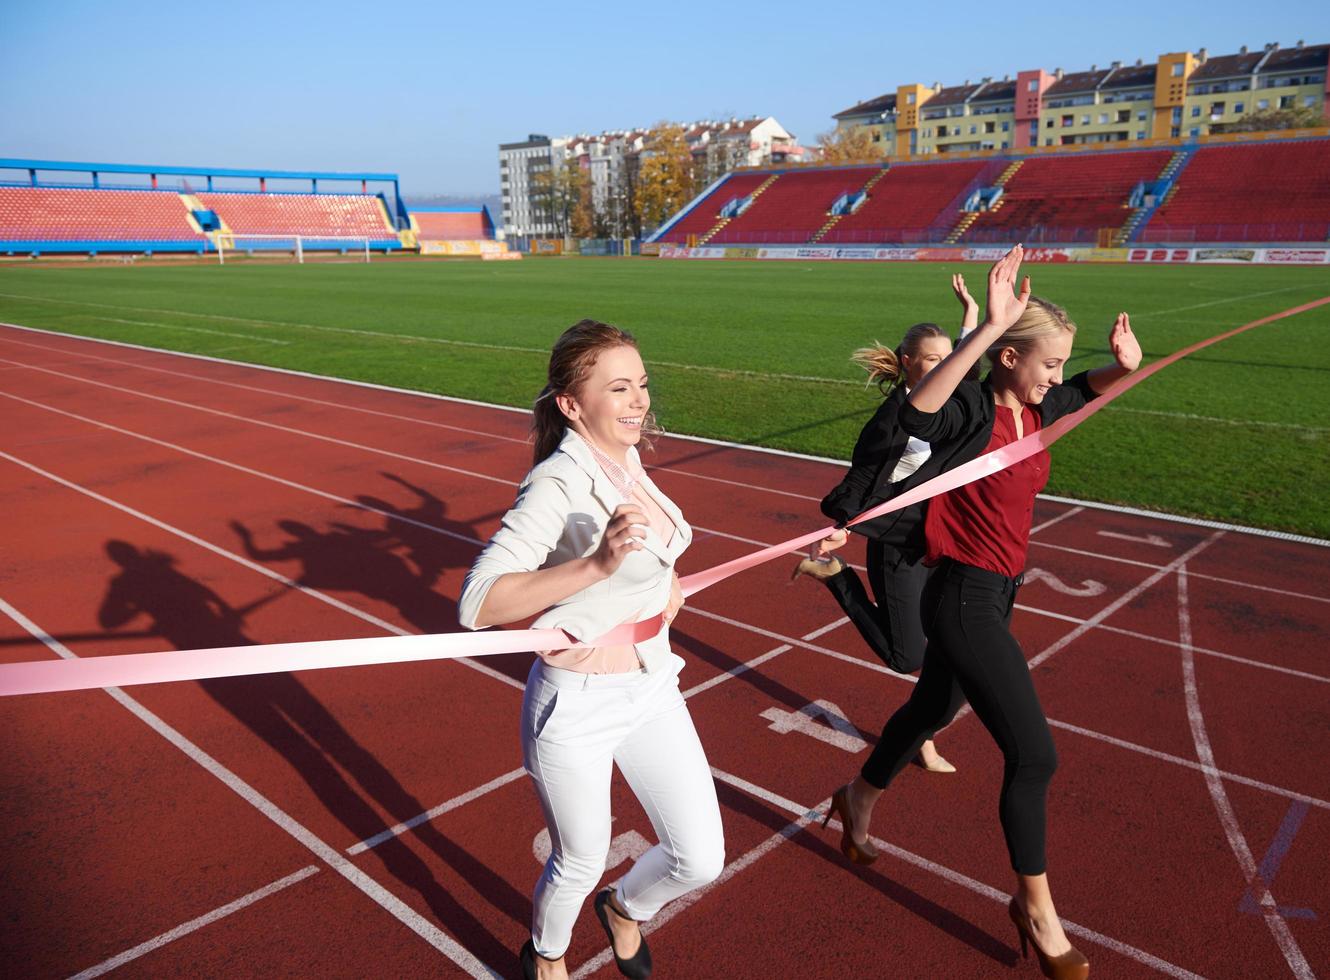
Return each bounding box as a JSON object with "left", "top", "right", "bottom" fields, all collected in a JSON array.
[{"left": 1, "top": 256, "right": 1327, "bottom": 538}]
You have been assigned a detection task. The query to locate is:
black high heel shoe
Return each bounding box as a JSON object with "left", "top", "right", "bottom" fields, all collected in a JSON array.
[{"left": 594, "top": 888, "right": 652, "bottom": 979}]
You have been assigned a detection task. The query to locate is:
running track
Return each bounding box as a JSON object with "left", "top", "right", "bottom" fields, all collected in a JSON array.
[{"left": 1, "top": 322, "right": 1327, "bottom": 979}]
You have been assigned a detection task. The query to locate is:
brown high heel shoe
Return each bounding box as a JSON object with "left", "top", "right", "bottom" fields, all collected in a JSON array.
[
  {"left": 821, "top": 785, "right": 878, "bottom": 865},
  {"left": 1007, "top": 898, "right": 1089, "bottom": 980}
]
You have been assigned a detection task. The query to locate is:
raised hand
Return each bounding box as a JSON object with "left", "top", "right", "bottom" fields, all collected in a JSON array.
[
  {"left": 952, "top": 272, "right": 977, "bottom": 313},
  {"left": 984, "top": 244, "right": 1031, "bottom": 332},
  {"left": 1108, "top": 312, "right": 1141, "bottom": 371},
  {"left": 590, "top": 503, "right": 649, "bottom": 578}
]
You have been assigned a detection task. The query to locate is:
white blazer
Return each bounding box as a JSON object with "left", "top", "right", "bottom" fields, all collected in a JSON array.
[{"left": 458, "top": 429, "right": 692, "bottom": 672}]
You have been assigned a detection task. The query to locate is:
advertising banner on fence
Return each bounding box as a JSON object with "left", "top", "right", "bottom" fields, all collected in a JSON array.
[
  {"left": 659, "top": 242, "right": 1326, "bottom": 265},
  {"left": 1264, "top": 248, "right": 1330, "bottom": 264},
  {"left": 419, "top": 240, "right": 507, "bottom": 257}
]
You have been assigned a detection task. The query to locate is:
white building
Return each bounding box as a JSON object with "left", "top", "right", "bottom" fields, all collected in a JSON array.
[
  {"left": 499, "top": 118, "right": 803, "bottom": 238},
  {"left": 498, "top": 134, "right": 570, "bottom": 236}
]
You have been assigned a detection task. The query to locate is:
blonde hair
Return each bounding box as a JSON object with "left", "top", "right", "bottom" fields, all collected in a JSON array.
[
  {"left": 532, "top": 319, "right": 662, "bottom": 464},
  {"left": 986, "top": 297, "right": 1077, "bottom": 369},
  {"left": 851, "top": 322, "right": 948, "bottom": 395}
]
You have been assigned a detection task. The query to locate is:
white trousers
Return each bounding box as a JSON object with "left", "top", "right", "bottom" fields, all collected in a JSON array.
[{"left": 521, "top": 655, "right": 725, "bottom": 959}]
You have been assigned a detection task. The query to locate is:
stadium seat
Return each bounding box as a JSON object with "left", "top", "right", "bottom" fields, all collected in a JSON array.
[
  {"left": 960, "top": 149, "right": 1172, "bottom": 244},
  {"left": 198, "top": 192, "right": 396, "bottom": 241},
  {"left": 823, "top": 159, "right": 991, "bottom": 244},
  {"left": 656, "top": 173, "right": 775, "bottom": 243},
  {"left": 710, "top": 167, "right": 882, "bottom": 244},
  {"left": 413, "top": 210, "right": 493, "bottom": 241},
  {"left": 0, "top": 187, "right": 205, "bottom": 244},
  {"left": 1141, "top": 139, "right": 1330, "bottom": 243}
]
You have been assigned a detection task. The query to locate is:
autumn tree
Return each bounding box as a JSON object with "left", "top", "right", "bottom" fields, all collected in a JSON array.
[
  {"left": 1214, "top": 103, "right": 1326, "bottom": 134},
  {"left": 817, "top": 125, "right": 886, "bottom": 163},
  {"left": 530, "top": 164, "right": 585, "bottom": 238},
  {"left": 633, "top": 123, "right": 696, "bottom": 233}
]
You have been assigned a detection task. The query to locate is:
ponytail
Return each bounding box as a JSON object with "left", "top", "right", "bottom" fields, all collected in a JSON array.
[{"left": 852, "top": 322, "right": 947, "bottom": 395}]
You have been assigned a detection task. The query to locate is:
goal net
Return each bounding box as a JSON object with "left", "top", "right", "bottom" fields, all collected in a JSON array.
[{"left": 213, "top": 234, "right": 374, "bottom": 264}]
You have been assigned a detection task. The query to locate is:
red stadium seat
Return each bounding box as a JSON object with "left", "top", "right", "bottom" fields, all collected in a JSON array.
[
  {"left": 197, "top": 192, "right": 395, "bottom": 239},
  {"left": 823, "top": 159, "right": 990, "bottom": 244},
  {"left": 0, "top": 187, "right": 204, "bottom": 243},
  {"left": 1141, "top": 139, "right": 1330, "bottom": 243},
  {"left": 711, "top": 168, "right": 882, "bottom": 244},
  {"left": 960, "top": 150, "right": 1172, "bottom": 244},
  {"left": 656, "top": 173, "right": 775, "bottom": 243}
]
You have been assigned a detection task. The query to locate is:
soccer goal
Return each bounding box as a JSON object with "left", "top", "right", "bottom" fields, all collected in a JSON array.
[{"left": 213, "top": 234, "right": 374, "bottom": 265}]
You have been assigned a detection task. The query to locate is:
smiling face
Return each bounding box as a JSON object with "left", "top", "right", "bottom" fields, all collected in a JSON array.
[
  {"left": 556, "top": 344, "right": 649, "bottom": 461},
  {"left": 900, "top": 334, "right": 953, "bottom": 389},
  {"left": 995, "top": 330, "right": 1074, "bottom": 404}
]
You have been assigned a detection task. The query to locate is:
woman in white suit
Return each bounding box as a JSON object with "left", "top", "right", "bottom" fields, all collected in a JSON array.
[{"left": 459, "top": 320, "right": 724, "bottom": 980}]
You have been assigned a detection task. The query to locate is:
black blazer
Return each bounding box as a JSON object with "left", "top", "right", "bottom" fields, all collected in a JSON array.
[{"left": 821, "top": 372, "right": 1100, "bottom": 553}]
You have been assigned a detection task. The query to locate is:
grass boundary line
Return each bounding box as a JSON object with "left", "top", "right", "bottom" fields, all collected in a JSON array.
[{"left": 2, "top": 320, "right": 1325, "bottom": 548}]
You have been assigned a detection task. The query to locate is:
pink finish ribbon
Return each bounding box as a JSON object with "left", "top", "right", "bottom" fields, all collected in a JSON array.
[{"left": 3, "top": 296, "right": 1325, "bottom": 696}]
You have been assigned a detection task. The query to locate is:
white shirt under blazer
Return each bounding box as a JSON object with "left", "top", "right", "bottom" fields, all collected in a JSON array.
[{"left": 458, "top": 428, "right": 691, "bottom": 671}]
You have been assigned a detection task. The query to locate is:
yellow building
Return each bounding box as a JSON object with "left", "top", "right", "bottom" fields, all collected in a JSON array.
[
  {"left": 833, "top": 40, "right": 1328, "bottom": 158},
  {"left": 915, "top": 78, "right": 1019, "bottom": 154}
]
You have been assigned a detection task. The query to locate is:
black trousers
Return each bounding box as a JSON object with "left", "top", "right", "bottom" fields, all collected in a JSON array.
[
  {"left": 823, "top": 540, "right": 929, "bottom": 674},
  {"left": 859, "top": 559, "right": 1058, "bottom": 876}
]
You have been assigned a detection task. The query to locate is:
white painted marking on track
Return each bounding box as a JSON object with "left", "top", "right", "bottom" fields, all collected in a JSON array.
[
  {"left": 4, "top": 321, "right": 1325, "bottom": 546},
  {"left": 1029, "top": 505, "right": 1083, "bottom": 535},
  {"left": 1176, "top": 567, "right": 1315, "bottom": 979},
  {"left": 0, "top": 598, "right": 501, "bottom": 979},
  {"left": 714, "top": 770, "right": 1209, "bottom": 980},
  {"left": 1097, "top": 529, "right": 1172, "bottom": 547},
  {"left": 760, "top": 699, "right": 868, "bottom": 752},
  {"left": 1022, "top": 568, "right": 1107, "bottom": 597},
  {"left": 69, "top": 865, "right": 320, "bottom": 979},
  {"left": 348, "top": 768, "right": 526, "bottom": 855}
]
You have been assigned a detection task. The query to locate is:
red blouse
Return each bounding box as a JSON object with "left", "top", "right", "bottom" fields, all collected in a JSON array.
[{"left": 924, "top": 403, "right": 1049, "bottom": 578}]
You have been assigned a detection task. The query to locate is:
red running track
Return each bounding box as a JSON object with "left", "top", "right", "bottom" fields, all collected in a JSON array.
[{"left": 1, "top": 322, "right": 1327, "bottom": 979}]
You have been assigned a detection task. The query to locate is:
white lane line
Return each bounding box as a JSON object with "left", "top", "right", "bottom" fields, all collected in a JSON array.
[
  {"left": 1047, "top": 718, "right": 1330, "bottom": 813},
  {"left": 0, "top": 598, "right": 500, "bottom": 979},
  {"left": 1016, "top": 604, "right": 1330, "bottom": 684},
  {"left": 86, "top": 315, "right": 291, "bottom": 346},
  {"left": 0, "top": 391, "right": 487, "bottom": 549},
  {"left": 1026, "top": 532, "right": 1224, "bottom": 674},
  {"left": 0, "top": 449, "right": 522, "bottom": 695},
  {"left": 1031, "top": 539, "right": 1330, "bottom": 603},
  {"left": 714, "top": 770, "right": 1208, "bottom": 980},
  {"left": 681, "top": 615, "right": 849, "bottom": 700},
  {"left": 4, "top": 321, "right": 1325, "bottom": 547},
  {"left": 569, "top": 773, "right": 820, "bottom": 980},
  {"left": 1177, "top": 567, "right": 1314, "bottom": 979},
  {"left": 1029, "top": 505, "right": 1084, "bottom": 536},
  {"left": 348, "top": 768, "right": 526, "bottom": 856},
  {"left": 69, "top": 866, "right": 320, "bottom": 979},
  {"left": 0, "top": 356, "right": 514, "bottom": 488}
]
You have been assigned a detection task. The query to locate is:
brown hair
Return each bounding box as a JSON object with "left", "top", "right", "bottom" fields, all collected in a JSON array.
[
  {"left": 851, "top": 322, "right": 949, "bottom": 395},
  {"left": 532, "top": 319, "right": 661, "bottom": 464},
  {"left": 985, "top": 296, "right": 1077, "bottom": 370}
]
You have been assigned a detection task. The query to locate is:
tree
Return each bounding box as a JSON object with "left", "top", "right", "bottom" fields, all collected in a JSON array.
[
  {"left": 634, "top": 123, "right": 696, "bottom": 233},
  {"left": 530, "top": 164, "right": 585, "bottom": 238},
  {"left": 1214, "top": 104, "right": 1326, "bottom": 134},
  {"left": 817, "top": 125, "right": 886, "bottom": 164}
]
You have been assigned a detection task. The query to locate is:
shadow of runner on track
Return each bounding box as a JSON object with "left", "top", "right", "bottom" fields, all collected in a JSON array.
[
  {"left": 713, "top": 780, "right": 1017, "bottom": 968},
  {"left": 96, "top": 537, "right": 526, "bottom": 971}
]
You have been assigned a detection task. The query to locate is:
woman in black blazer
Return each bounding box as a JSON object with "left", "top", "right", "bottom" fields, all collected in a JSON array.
[{"left": 794, "top": 274, "right": 978, "bottom": 773}]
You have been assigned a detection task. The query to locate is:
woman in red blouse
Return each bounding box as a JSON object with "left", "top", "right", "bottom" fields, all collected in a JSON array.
[{"left": 821, "top": 246, "right": 1141, "bottom": 980}]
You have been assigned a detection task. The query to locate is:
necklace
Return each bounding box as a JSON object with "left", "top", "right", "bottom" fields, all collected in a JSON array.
[{"left": 575, "top": 431, "right": 639, "bottom": 499}]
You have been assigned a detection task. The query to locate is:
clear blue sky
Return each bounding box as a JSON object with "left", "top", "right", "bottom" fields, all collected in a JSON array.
[{"left": 1, "top": 1, "right": 1323, "bottom": 198}]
